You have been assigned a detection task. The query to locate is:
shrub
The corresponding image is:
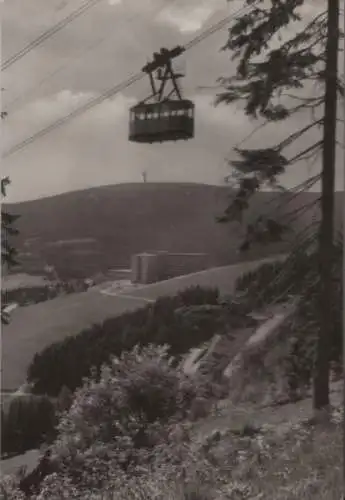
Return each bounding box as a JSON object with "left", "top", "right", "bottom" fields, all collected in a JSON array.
[
  {"left": 55, "top": 386, "right": 74, "bottom": 415},
  {"left": 0, "top": 475, "right": 26, "bottom": 500},
  {"left": 1, "top": 395, "right": 57, "bottom": 456},
  {"left": 29, "top": 345, "right": 218, "bottom": 497},
  {"left": 28, "top": 287, "right": 226, "bottom": 397}
]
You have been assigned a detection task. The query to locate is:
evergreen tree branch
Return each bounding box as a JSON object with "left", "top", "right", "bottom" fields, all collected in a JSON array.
[
  {"left": 286, "top": 140, "right": 323, "bottom": 166},
  {"left": 277, "top": 119, "right": 323, "bottom": 150},
  {"left": 263, "top": 173, "right": 321, "bottom": 211},
  {"left": 283, "top": 196, "right": 321, "bottom": 227},
  {"left": 1, "top": 110, "right": 20, "bottom": 324}
]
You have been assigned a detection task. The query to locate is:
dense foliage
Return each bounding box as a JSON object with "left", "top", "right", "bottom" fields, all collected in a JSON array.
[
  {"left": 216, "top": 1, "right": 343, "bottom": 250},
  {"left": 1, "top": 396, "right": 57, "bottom": 457},
  {"left": 234, "top": 235, "right": 342, "bottom": 396},
  {"left": 235, "top": 260, "right": 286, "bottom": 307},
  {"left": 234, "top": 246, "right": 318, "bottom": 310},
  {"left": 2, "top": 348, "right": 342, "bottom": 499},
  {"left": 4, "top": 345, "right": 225, "bottom": 499},
  {"left": 28, "top": 286, "right": 252, "bottom": 396},
  {"left": 216, "top": 0, "right": 342, "bottom": 409},
  {"left": 2, "top": 281, "right": 89, "bottom": 307},
  {"left": 1, "top": 177, "right": 20, "bottom": 324}
]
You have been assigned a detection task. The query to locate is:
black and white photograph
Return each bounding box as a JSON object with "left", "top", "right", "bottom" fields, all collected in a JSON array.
[{"left": 1, "top": 0, "right": 344, "bottom": 498}]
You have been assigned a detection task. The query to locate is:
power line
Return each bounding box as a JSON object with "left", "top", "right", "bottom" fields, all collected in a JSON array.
[
  {"left": 184, "top": 13, "right": 238, "bottom": 51},
  {"left": 6, "top": 0, "right": 180, "bottom": 113},
  {"left": 2, "top": 0, "right": 104, "bottom": 71},
  {"left": 4, "top": 72, "right": 144, "bottom": 158},
  {"left": 3, "top": 4, "right": 249, "bottom": 159}
]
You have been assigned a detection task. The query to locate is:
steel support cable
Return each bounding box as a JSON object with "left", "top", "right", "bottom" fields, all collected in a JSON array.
[
  {"left": 3, "top": 72, "right": 143, "bottom": 158},
  {"left": 3, "top": 4, "right": 249, "bottom": 159},
  {"left": 2, "top": 0, "right": 104, "bottom": 71},
  {"left": 6, "top": 0, "right": 180, "bottom": 113}
]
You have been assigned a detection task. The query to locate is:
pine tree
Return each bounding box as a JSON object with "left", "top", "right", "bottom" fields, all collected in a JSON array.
[
  {"left": 216, "top": 0, "right": 343, "bottom": 410},
  {"left": 1, "top": 105, "right": 20, "bottom": 324}
]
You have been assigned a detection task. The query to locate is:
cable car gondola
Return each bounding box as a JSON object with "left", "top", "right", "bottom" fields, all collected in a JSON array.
[{"left": 129, "top": 46, "right": 195, "bottom": 144}]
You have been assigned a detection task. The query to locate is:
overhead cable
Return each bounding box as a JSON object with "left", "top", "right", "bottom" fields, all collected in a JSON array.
[
  {"left": 4, "top": 4, "right": 249, "bottom": 158},
  {"left": 6, "top": 0, "right": 180, "bottom": 113},
  {"left": 2, "top": 0, "right": 104, "bottom": 71}
]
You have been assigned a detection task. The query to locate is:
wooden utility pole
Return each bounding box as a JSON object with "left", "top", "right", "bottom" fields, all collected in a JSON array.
[{"left": 313, "top": 0, "right": 339, "bottom": 411}]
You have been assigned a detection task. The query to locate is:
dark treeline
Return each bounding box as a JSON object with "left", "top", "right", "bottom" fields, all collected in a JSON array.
[
  {"left": 28, "top": 286, "right": 255, "bottom": 397},
  {"left": 2, "top": 280, "right": 89, "bottom": 306}
]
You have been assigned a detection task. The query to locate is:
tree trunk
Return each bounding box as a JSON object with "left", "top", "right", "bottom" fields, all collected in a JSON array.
[{"left": 313, "top": 0, "right": 339, "bottom": 410}]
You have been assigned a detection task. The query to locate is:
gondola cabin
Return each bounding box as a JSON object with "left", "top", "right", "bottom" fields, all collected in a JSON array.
[
  {"left": 129, "top": 46, "right": 195, "bottom": 144},
  {"left": 129, "top": 99, "right": 194, "bottom": 143}
]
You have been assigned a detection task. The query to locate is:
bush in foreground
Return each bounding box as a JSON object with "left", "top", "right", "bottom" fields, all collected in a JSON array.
[
  {"left": 2, "top": 404, "right": 342, "bottom": 499},
  {"left": 9, "top": 344, "right": 222, "bottom": 498}
]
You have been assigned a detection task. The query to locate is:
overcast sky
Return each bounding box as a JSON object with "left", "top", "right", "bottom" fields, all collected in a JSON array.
[{"left": 1, "top": 0, "right": 343, "bottom": 202}]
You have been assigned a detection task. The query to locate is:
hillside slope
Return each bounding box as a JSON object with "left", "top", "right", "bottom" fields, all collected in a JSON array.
[{"left": 5, "top": 182, "right": 337, "bottom": 280}]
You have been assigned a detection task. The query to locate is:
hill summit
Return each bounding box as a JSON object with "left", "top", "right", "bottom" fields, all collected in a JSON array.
[{"left": 4, "top": 182, "right": 321, "bottom": 280}]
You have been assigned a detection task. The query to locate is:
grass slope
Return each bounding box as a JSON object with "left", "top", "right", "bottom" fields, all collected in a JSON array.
[
  {"left": 5, "top": 182, "right": 330, "bottom": 280},
  {"left": 2, "top": 256, "right": 282, "bottom": 392}
]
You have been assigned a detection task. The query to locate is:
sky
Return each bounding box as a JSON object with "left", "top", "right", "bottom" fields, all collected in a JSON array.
[{"left": 1, "top": 0, "right": 343, "bottom": 202}]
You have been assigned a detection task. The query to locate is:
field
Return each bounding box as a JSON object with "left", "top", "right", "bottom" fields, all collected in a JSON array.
[
  {"left": 2, "top": 255, "right": 285, "bottom": 392},
  {"left": 2, "top": 273, "right": 48, "bottom": 291},
  {"left": 4, "top": 182, "right": 328, "bottom": 280}
]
